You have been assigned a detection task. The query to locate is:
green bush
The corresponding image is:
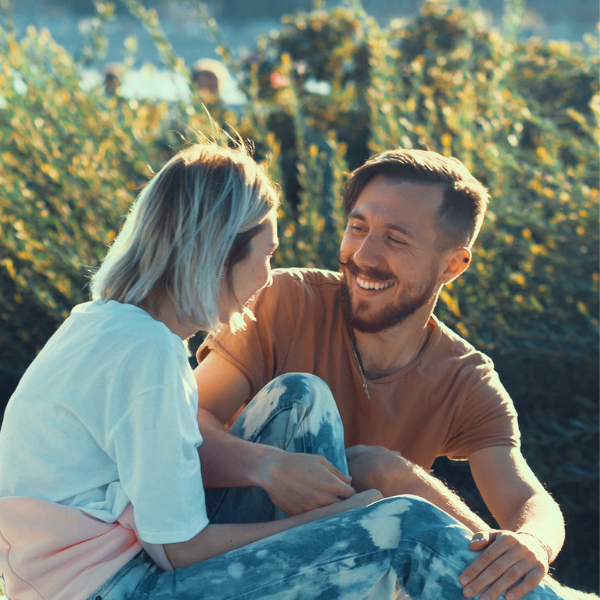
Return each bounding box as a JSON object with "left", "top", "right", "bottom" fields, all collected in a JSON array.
[{"left": 0, "top": 0, "right": 597, "bottom": 592}]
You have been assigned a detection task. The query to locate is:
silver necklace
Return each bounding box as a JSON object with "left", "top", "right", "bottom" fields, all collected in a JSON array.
[
  {"left": 347, "top": 325, "right": 428, "bottom": 400},
  {"left": 348, "top": 327, "right": 371, "bottom": 400}
]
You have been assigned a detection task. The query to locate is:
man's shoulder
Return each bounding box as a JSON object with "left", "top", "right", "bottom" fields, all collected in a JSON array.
[
  {"left": 430, "top": 315, "right": 494, "bottom": 369},
  {"left": 269, "top": 268, "right": 343, "bottom": 300},
  {"left": 251, "top": 268, "right": 343, "bottom": 329},
  {"left": 272, "top": 267, "right": 342, "bottom": 287}
]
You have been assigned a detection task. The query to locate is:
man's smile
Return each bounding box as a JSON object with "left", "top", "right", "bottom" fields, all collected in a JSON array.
[{"left": 355, "top": 276, "right": 395, "bottom": 292}]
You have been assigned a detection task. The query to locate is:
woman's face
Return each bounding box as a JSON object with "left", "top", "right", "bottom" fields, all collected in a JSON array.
[{"left": 219, "top": 211, "right": 279, "bottom": 322}]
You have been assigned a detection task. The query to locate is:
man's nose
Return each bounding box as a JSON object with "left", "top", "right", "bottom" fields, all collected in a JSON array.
[{"left": 353, "top": 234, "right": 384, "bottom": 268}]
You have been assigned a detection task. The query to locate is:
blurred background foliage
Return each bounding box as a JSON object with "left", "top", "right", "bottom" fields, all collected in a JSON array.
[{"left": 0, "top": 0, "right": 598, "bottom": 592}]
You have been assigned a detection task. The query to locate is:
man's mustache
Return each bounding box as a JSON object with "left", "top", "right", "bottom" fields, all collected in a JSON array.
[{"left": 339, "top": 257, "right": 393, "bottom": 282}]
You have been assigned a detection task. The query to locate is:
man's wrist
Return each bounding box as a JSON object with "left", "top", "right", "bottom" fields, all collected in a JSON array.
[{"left": 516, "top": 531, "right": 553, "bottom": 565}]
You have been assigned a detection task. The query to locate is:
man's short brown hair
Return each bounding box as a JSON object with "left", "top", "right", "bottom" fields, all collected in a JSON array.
[{"left": 343, "top": 149, "right": 490, "bottom": 250}]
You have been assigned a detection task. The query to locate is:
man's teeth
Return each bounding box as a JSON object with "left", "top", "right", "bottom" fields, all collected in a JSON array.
[{"left": 356, "top": 277, "right": 394, "bottom": 291}]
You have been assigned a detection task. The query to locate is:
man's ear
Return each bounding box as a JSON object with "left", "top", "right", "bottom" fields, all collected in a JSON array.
[{"left": 438, "top": 247, "right": 471, "bottom": 285}]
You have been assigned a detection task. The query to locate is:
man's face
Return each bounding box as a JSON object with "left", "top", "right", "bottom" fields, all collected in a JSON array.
[{"left": 339, "top": 175, "right": 446, "bottom": 333}]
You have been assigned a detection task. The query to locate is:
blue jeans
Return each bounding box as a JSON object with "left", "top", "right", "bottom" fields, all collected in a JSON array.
[{"left": 91, "top": 373, "right": 567, "bottom": 600}]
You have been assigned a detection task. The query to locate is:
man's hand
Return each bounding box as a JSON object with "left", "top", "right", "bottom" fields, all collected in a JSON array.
[
  {"left": 256, "top": 448, "right": 355, "bottom": 516},
  {"left": 460, "top": 529, "right": 550, "bottom": 600}
]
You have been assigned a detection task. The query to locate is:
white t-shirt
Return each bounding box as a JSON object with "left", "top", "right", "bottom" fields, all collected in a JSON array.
[{"left": 0, "top": 300, "right": 208, "bottom": 545}]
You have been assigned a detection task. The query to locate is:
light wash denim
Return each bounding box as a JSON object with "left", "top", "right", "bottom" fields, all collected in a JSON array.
[{"left": 90, "top": 373, "right": 568, "bottom": 600}]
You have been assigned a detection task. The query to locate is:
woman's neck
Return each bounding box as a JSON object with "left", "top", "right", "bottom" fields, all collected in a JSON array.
[{"left": 138, "top": 292, "right": 198, "bottom": 340}]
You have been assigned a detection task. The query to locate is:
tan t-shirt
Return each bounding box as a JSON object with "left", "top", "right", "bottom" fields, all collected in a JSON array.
[{"left": 198, "top": 268, "right": 520, "bottom": 470}]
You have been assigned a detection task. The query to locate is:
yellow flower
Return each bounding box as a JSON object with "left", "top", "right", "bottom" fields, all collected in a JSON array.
[
  {"left": 440, "top": 289, "right": 460, "bottom": 317},
  {"left": 510, "top": 272, "right": 526, "bottom": 286},
  {"left": 456, "top": 322, "right": 469, "bottom": 337},
  {"left": 522, "top": 228, "right": 532, "bottom": 239}
]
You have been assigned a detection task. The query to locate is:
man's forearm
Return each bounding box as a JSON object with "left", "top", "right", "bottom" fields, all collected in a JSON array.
[
  {"left": 499, "top": 492, "right": 565, "bottom": 563},
  {"left": 346, "top": 445, "right": 489, "bottom": 532}
]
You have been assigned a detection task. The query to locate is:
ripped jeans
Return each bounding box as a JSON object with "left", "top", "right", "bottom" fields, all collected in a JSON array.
[{"left": 90, "top": 373, "right": 566, "bottom": 600}]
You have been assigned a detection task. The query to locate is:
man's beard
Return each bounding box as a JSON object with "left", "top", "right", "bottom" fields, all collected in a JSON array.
[{"left": 340, "top": 258, "right": 437, "bottom": 334}]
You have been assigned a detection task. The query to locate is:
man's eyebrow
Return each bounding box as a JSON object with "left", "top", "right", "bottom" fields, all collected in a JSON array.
[{"left": 348, "top": 211, "right": 414, "bottom": 239}]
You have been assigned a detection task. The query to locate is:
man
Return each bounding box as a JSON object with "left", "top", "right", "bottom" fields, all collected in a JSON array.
[{"left": 195, "top": 149, "right": 565, "bottom": 600}]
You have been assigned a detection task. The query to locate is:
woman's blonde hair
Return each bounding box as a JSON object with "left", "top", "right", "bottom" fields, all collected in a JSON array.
[{"left": 91, "top": 142, "right": 279, "bottom": 331}]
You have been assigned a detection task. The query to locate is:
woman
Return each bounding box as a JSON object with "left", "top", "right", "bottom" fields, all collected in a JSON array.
[{"left": 0, "top": 143, "right": 565, "bottom": 600}]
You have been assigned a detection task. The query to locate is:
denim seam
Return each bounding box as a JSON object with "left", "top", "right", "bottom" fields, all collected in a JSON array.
[{"left": 245, "top": 398, "right": 312, "bottom": 446}]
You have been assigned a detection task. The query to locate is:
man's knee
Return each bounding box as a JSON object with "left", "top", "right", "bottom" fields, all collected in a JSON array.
[
  {"left": 259, "top": 373, "right": 337, "bottom": 415},
  {"left": 237, "top": 373, "right": 341, "bottom": 446}
]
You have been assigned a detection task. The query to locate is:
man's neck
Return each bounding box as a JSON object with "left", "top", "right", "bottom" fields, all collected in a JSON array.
[{"left": 353, "top": 311, "right": 433, "bottom": 380}]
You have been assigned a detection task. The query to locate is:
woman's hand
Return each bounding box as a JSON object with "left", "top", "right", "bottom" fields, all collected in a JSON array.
[
  {"left": 460, "top": 529, "right": 550, "bottom": 600},
  {"left": 257, "top": 449, "right": 356, "bottom": 516}
]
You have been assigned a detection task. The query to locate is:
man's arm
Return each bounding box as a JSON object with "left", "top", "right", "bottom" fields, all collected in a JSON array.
[
  {"left": 195, "top": 352, "right": 355, "bottom": 514},
  {"left": 459, "top": 446, "right": 565, "bottom": 600},
  {"left": 346, "top": 445, "right": 491, "bottom": 531}
]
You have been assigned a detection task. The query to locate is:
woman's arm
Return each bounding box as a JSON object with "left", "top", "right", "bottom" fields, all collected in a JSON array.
[{"left": 164, "top": 489, "right": 382, "bottom": 569}]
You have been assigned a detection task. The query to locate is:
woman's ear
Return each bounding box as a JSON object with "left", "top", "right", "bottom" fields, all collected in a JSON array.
[{"left": 438, "top": 247, "right": 471, "bottom": 285}]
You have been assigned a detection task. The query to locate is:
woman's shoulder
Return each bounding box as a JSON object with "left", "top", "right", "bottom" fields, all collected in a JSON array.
[{"left": 73, "top": 300, "right": 183, "bottom": 354}]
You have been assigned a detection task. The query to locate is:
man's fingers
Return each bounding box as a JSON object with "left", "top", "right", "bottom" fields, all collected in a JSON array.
[
  {"left": 469, "top": 560, "right": 530, "bottom": 600},
  {"left": 504, "top": 568, "right": 546, "bottom": 600},
  {"left": 461, "top": 534, "right": 508, "bottom": 586},
  {"left": 462, "top": 551, "right": 518, "bottom": 598}
]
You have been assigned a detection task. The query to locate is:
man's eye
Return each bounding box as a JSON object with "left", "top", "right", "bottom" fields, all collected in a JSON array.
[{"left": 388, "top": 237, "right": 405, "bottom": 245}]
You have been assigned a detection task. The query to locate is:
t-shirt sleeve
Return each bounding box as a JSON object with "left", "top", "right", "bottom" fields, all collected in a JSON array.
[
  {"left": 442, "top": 360, "right": 521, "bottom": 460},
  {"left": 106, "top": 345, "right": 209, "bottom": 545},
  {"left": 197, "top": 271, "right": 302, "bottom": 397}
]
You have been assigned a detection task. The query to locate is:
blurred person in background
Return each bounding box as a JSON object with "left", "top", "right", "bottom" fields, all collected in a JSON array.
[
  {"left": 191, "top": 58, "right": 228, "bottom": 103},
  {"left": 103, "top": 62, "right": 123, "bottom": 96}
]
